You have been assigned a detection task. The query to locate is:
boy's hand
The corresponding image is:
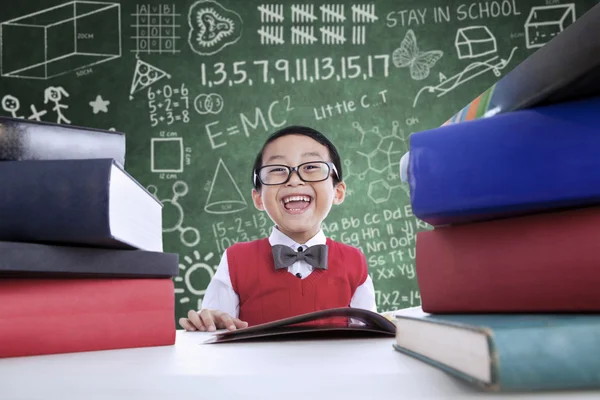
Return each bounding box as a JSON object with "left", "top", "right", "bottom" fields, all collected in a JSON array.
[{"left": 179, "top": 309, "right": 249, "bottom": 332}]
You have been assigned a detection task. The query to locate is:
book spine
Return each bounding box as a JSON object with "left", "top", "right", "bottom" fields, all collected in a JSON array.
[
  {"left": 442, "top": 84, "right": 496, "bottom": 126},
  {"left": 0, "top": 241, "right": 179, "bottom": 278},
  {"left": 408, "top": 96, "right": 600, "bottom": 226},
  {"left": 0, "top": 159, "right": 121, "bottom": 248},
  {"left": 0, "top": 278, "right": 175, "bottom": 358},
  {"left": 416, "top": 206, "right": 600, "bottom": 313},
  {"left": 0, "top": 119, "right": 125, "bottom": 166}
]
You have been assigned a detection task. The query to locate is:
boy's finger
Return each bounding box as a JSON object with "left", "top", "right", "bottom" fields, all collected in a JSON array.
[
  {"left": 199, "top": 309, "right": 216, "bottom": 331},
  {"left": 216, "top": 313, "right": 237, "bottom": 331},
  {"left": 179, "top": 318, "right": 196, "bottom": 331},
  {"left": 233, "top": 318, "right": 249, "bottom": 329},
  {"left": 187, "top": 310, "right": 206, "bottom": 331}
]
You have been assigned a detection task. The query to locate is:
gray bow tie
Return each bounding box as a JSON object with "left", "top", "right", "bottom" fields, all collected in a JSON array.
[{"left": 272, "top": 244, "right": 328, "bottom": 270}]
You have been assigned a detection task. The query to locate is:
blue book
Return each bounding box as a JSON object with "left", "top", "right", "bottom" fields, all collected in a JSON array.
[
  {"left": 392, "top": 307, "right": 600, "bottom": 392},
  {"left": 0, "top": 159, "right": 163, "bottom": 251},
  {"left": 403, "top": 96, "right": 600, "bottom": 226}
]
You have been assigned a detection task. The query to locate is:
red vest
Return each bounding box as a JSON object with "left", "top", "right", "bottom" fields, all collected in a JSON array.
[{"left": 228, "top": 238, "right": 368, "bottom": 326}]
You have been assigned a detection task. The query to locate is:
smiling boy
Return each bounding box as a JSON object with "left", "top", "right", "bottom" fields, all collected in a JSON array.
[{"left": 179, "top": 126, "right": 377, "bottom": 332}]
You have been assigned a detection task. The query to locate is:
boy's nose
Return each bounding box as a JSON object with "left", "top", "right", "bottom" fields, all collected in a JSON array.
[{"left": 286, "top": 170, "right": 304, "bottom": 186}]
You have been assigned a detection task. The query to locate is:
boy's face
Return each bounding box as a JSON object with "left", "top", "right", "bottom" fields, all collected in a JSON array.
[{"left": 252, "top": 134, "right": 346, "bottom": 243}]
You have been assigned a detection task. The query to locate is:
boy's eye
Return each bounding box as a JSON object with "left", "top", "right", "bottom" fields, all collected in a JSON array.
[
  {"left": 302, "top": 163, "right": 322, "bottom": 172},
  {"left": 267, "top": 167, "right": 287, "bottom": 174}
]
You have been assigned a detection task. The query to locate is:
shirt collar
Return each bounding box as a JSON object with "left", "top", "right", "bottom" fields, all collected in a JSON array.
[{"left": 268, "top": 225, "right": 327, "bottom": 250}]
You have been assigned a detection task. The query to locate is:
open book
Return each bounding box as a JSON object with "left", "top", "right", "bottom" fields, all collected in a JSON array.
[{"left": 204, "top": 307, "right": 397, "bottom": 344}]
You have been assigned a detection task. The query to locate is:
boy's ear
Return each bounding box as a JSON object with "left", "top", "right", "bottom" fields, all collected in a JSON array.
[
  {"left": 252, "top": 188, "right": 265, "bottom": 211},
  {"left": 332, "top": 181, "right": 346, "bottom": 205}
]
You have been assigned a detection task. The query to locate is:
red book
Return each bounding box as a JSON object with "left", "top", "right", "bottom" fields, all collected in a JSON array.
[
  {"left": 416, "top": 207, "right": 600, "bottom": 313},
  {"left": 0, "top": 278, "right": 175, "bottom": 357}
]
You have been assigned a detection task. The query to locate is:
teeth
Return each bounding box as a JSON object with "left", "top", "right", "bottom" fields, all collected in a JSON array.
[{"left": 283, "top": 195, "right": 311, "bottom": 203}]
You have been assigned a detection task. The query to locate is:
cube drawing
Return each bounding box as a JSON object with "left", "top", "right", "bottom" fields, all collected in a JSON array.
[
  {"left": 525, "top": 4, "right": 575, "bottom": 49},
  {"left": 455, "top": 26, "right": 497, "bottom": 59},
  {"left": 0, "top": 1, "right": 121, "bottom": 79}
]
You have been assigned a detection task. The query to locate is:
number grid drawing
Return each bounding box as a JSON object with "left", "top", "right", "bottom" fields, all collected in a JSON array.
[{"left": 131, "top": 4, "right": 181, "bottom": 54}]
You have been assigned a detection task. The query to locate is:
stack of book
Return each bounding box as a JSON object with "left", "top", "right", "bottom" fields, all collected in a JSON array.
[
  {"left": 0, "top": 117, "right": 179, "bottom": 358},
  {"left": 394, "top": 3, "right": 600, "bottom": 393}
]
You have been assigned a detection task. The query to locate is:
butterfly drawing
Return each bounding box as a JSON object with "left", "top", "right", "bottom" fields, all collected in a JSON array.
[{"left": 392, "top": 29, "right": 443, "bottom": 81}]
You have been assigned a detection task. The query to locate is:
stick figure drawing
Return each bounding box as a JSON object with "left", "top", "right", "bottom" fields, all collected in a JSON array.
[
  {"left": 44, "top": 86, "right": 71, "bottom": 124},
  {"left": 1, "top": 95, "right": 23, "bottom": 118}
]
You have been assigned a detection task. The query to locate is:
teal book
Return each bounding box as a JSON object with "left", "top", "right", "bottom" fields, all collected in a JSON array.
[{"left": 392, "top": 307, "right": 600, "bottom": 392}]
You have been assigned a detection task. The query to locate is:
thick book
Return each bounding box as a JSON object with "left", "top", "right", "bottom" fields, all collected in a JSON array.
[
  {"left": 0, "top": 278, "right": 176, "bottom": 358},
  {"left": 392, "top": 307, "right": 600, "bottom": 392},
  {"left": 0, "top": 116, "right": 125, "bottom": 166},
  {"left": 0, "top": 159, "right": 163, "bottom": 251},
  {"left": 0, "top": 241, "right": 179, "bottom": 278},
  {"left": 415, "top": 206, "right": 600, "bottom": 313},
  {"left": 441, "top": 2, "right": 600, "bottom": 126},
  {"left": 204, "top": 307, "right": 397, "bottom": 344},
  {"left": 404, "top": 96, "right": 600, "bottom": 226}
]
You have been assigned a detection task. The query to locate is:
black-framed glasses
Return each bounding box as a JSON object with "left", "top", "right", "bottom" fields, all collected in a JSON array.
[{"left": 254, "top": 161, "right": 339, "bottom": 186}]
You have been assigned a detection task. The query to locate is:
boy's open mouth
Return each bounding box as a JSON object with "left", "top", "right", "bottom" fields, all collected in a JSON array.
[{"left": 281, "top": 195, "right": 312, "bottom": 213}]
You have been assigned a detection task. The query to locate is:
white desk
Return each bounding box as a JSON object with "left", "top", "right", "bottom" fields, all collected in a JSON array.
[{"left": 0, "top": 330, "right": 598, "bottom": 400}]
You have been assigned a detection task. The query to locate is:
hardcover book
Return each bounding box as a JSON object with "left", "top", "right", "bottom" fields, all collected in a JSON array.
[
  {"left": 404, "top": 96, "right": 600, "bottom": 226},
  {"left": 0, "top": 159, "right": 163, "bottom": 251},
  {"left": 0, "top": 241, "right": 179, "bottom": 278},
  {"left": 392, "top": 307, "right": 600, "bottom": 392},
  {"left": 0, "top": 116, "right": 125, "bottom": 166},
  {"left": 0, "top": 278, "right": 176, "bottom": 358},
  {"left": 415, "top": 206, "right": 600, "bottom": 313}
]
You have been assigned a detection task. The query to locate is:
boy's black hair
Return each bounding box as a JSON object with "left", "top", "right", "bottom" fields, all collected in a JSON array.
[{"left": 252, "top": 125, "right": 343, "bottom": 191}]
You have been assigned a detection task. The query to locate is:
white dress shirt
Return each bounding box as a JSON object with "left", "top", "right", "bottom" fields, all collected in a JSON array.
[{"left": 201, "top": 226, "right": 377, "bottom": 318}]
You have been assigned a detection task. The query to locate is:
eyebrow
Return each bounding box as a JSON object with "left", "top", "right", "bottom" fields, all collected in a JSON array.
[
  {"left": 265, "top": 151, "right": 325, "bottom": 164},
  {"left": 301, "top": 151, "right": 324, "bottom": 159}
]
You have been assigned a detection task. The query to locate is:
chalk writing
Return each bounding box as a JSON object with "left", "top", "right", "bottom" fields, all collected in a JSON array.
[
  {"left": 312, "top": 89, "right": 388, "bottom": 121},
  {"left": 321, "top": 203, "right": 428, "bottom": 312},
  {"left": 147, "top": 82, "right": 191, "bottom": 126},
  {"left": 131, "top": 4, "right": 181, "bottom": 54},
  {"left": 205, "top": 95, "right": 294, "bottom": 149},
  {"left": 198, "top": 54, "right": 390, "bottom": 88},
  {"left": 211, "top": 213, "right": 270, "bottom": 253},
  {"left": 386, "top": 0, "right": 522, "bottom": 27},
  {"left": 375, "top": 290, "right": 421, "bottom": 311}
]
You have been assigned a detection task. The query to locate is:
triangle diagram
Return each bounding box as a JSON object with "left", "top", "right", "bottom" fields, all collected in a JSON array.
[
  {"left": 204, "top": 158, "right": 247, "bottom": 214},
  {"left": 129, "top": 56, "right": 171, "bottom": 100}
]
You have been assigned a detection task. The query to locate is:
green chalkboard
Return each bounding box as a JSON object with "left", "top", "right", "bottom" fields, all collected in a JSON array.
[{"left": 1, "top": 0, "right": 596, "bottom": 319}]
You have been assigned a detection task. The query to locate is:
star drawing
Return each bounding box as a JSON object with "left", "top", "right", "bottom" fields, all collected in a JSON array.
[{"left": 89, "top": 95, "right": 110, "bottom": 114}]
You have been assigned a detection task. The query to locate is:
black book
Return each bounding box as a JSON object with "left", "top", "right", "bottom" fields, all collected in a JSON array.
[
  {"left": 0, "top": 159, "right": 163, "bottom": 251},
  {"left": 0, "top": 241, "right": 178, "bottom": 278},
  {"left": 0, "top": 117, "right": 125, "bottom": 166}
]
